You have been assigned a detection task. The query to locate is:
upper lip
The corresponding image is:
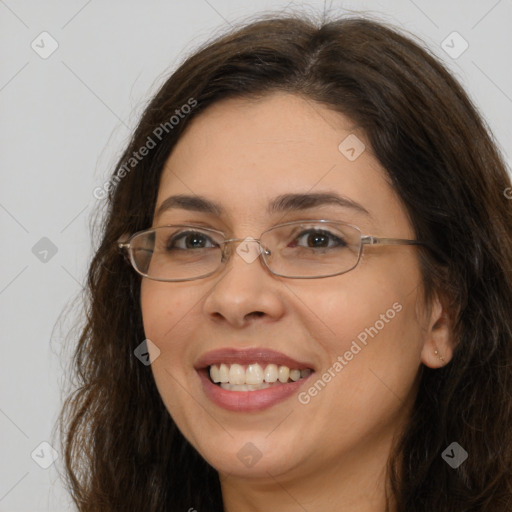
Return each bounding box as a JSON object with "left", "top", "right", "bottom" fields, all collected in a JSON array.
[{"left": 195, "top": 348, "right": 315, "bottom": 370}]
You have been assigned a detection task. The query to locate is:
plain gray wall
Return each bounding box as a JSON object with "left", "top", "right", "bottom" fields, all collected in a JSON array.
[{"left": 1, "top": 1, "right": 510, "bottom": 510}]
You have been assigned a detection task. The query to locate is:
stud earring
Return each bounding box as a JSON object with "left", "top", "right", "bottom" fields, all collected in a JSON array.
[{"left": 434, "top": 349, "right": 445, "bottom": 362}]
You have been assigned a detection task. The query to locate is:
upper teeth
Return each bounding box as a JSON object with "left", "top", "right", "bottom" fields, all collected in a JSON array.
[{"left": 209, "top": 363, "right": 311, "bottom": 385}]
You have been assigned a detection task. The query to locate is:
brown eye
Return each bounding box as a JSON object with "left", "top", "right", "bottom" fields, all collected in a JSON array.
[
  {"left": 289, "top": 229, "right": 347, "bottom": 249},
  {"left": 166, "top": 231, "right": 216, "bottom": 250}
]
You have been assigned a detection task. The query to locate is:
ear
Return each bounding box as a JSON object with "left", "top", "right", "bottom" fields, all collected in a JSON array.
[{"left": 420, "top": 294, "right": 455, "bottom": 368}]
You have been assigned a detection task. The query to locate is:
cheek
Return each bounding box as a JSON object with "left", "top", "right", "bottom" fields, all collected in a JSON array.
[
  {"left": 140, "top": 282, "right": 194, "bottom": 389},
  {"left": 140, "top": 281, "right": 193, "bottom": 340},
  {"left": 297, "top": 274, "right": 400, "bottom": 341},
  {"left": 303, "top": 291, "right": 422, "bottom": 431},
  {"left": 140, "top": 282, "right": 196, "bottom": 419},
  {"left": 305, "top": 262, "right": 424, "bottom": 376}
]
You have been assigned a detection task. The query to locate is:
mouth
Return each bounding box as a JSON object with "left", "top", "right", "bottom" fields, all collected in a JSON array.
[
  {"left": 206, "top": 363, "right": 313, "bottom": 391},
  {"left": 194, "top": 348, "right": 316, "bottom": 410}
]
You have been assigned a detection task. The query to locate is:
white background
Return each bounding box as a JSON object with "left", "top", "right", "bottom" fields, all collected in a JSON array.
[{"left": 0, "top": 1, "right": 511, "bottom": 510}]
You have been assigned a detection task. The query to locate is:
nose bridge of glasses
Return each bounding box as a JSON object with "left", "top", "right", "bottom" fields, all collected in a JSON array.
[{"left": 220, "top": 237, "right": 270, "bottom": 260}]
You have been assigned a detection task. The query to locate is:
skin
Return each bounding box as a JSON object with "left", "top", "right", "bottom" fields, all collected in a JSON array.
[{"left": 140, "top": 92, "right": 454, "bottom": 512}]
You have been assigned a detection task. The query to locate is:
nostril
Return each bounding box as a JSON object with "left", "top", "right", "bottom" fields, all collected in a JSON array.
[{"left": 246, "top": 311, "right": 264, "bottom": 320}]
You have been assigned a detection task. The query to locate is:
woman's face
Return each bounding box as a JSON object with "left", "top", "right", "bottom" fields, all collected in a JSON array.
[{"left": 141, "top": 93, "right": 445, "bottom": 484}]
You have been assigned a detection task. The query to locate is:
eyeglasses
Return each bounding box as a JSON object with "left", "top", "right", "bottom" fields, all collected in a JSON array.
[{"left": 118, "top": 219, "right": 425, "bottom": 281}]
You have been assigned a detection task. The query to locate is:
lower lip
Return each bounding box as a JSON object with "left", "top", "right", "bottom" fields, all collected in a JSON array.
[{"left": 198, "top": 369, "right": 313, "bottom": 412}]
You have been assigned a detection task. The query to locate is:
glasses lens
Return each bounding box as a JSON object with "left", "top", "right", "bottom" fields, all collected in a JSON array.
[
  {"left": 129, "top": 226, "right": 224, "bottom": 280},
  {"left": 261, "top": 221, "right": 362, "bottom": 278}
]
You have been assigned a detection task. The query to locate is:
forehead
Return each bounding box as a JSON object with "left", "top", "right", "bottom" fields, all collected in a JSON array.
[{"left": 155, "top": 93, "right": 407, "bottom": 232}]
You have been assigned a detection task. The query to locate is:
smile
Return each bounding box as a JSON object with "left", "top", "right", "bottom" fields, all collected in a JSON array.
[
  {"left": 209, "top": 363, "right": 312, "bottom": 391},
  {"left": 195, "top": 347, "right": 316, "bottom": 411}
]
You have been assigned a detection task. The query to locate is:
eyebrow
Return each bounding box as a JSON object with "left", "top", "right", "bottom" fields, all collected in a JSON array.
[{"left": 155, "top": 192, "right": 370, "bottom": 219}]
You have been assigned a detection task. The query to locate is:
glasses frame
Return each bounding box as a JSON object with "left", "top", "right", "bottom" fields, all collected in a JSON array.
[{"left": 118, "top": 219, "right": 426, "bottom": 282}]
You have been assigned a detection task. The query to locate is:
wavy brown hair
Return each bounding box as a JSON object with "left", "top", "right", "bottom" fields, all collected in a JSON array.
[{"left": 58, "top": 13, "right": 512, "bottom": 511}]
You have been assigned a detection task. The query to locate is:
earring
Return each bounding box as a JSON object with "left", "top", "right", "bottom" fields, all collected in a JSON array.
[{"left": 434, "top": 349, "right": 445, "bottom": 362}]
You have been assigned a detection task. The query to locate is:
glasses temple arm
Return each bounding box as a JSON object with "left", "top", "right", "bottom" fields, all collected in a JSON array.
[{"left": 361, "top": 236, "right": 424, "bottom": 246}]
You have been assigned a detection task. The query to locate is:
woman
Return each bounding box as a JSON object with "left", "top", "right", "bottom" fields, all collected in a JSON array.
[{"left": 59, "top": 13, "right": 512, "bottom": 512}]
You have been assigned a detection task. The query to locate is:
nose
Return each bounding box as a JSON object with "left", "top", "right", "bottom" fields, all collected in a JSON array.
[{"left": 202, "top": 238, "right": 285, "bottom": 328}]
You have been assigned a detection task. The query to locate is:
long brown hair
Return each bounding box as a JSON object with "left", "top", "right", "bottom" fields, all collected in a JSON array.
[{"left": 58, "top": 13, "right": 512, "bottom": 511}]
